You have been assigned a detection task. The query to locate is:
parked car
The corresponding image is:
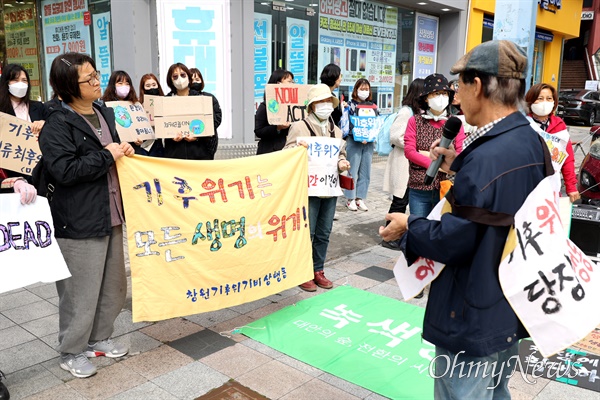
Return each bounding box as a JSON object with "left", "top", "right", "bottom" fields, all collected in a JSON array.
[
  {"left": 557, "top": 89, "right": 600, "bottom": 127},
  {"left": 578, "top": 128, "right": 600, "bottom": 205}
]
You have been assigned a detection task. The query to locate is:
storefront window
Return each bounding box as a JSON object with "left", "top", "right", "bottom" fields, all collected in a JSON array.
[
  {"left": 532, "top": 39, "right": 544, "bottom": 85},
  {"left": 253, "top": 0, "right": 414, "bottom": 114}
]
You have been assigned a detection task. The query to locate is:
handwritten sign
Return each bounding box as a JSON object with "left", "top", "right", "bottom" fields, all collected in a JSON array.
[
  {"left": 265, "top": 84, "right": 312, "bottom": 125},
  {"left": 349, "top": 114, "right": 382, "bottom": 142},
  {"left": 0, "top": 112, "right": 41, "bottom": 175},
  {"left": 297, "top": 137, "right": 344, "bottom": 197},
  {"left": 116, "top": 148, "right": 313, "bottom": 322},
  {"left": 500, "top": 176, "right": 600, "bottom": 357},
  {"left": 143, "top": 95, "right": 214, "bottom": 139},
  {"left": 0, "top": 194, "right": 71, "bottom": 294},
  {"left": 530, "top": 119, "right": 569, "bottom": 193},
  {"left": 105, "top": 101, "right": 154, "bottom": 143}
]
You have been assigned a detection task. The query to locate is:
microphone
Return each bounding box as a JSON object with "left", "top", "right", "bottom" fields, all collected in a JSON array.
[{"left": 424, "top": 116, "right": 462, "bottom": 185}]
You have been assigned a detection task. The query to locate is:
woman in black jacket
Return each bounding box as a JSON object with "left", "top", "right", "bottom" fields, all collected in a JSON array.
[
  {"left": 0, "top": 63, "right": 47, "bottom": 133},
  {"left": 163, "top": 64, "right": 221, "bottom": 160},
  {"left": 39, "top": 52, "right": 134, "bottom": 379},
  {"left": 254, "top": 69, "right": 294, "bottom": 155}
]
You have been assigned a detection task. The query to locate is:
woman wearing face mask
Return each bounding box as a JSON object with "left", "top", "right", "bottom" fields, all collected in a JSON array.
[
  {"left": 526, "top": 83, "right": 579, "bottom": 203},
  {"left": 101, "top": 70, "right": 138, "bottom": 104},
  {"left": 284, "top": 84, "right": 351, "bottom": 292},
  {"left": 133, "top": 73, "right": 165, "bottom": 157},
  {"left": 344, "top": 78, "right": 378, "bottom": 212},
  {"left": 254, "top": 69, "right": 294, "bottom": 155},
  {"left": 164, "top": 63, "right": 221, "bottom": 160},
  {"left": 320, "top": 63, "right": 344, "bottom": 126},
  {"left": 0, "top": 63, "right": 47, "bottom": 137},
  {"left": 404, "top": 73, "right": 465, "bottom": 217}
]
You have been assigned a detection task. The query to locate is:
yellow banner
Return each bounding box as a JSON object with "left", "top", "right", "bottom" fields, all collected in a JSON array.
[{"left": 117, "top": 148, "right": 313, "bottom": 322}]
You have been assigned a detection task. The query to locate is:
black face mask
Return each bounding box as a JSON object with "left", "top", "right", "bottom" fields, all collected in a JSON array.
[
  {"left": 190, "top": 82, "right": 202, "bottom": 92},
  {"left": 144, "top": 88, "right": 160, "bottom": 96}
]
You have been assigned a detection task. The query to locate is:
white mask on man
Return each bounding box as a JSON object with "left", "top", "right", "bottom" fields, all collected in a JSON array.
[
  {"left": 530, "top": 101, "right": 554, "bottom": 117},
  {"left": 9, "top": 82, "right": 28, "bottom": 99},
  {"left": 313, "top": 103, "right": 334, "bottom": 120},
  {"left": 357, "top": 90, "right": 370, "bottom": 101},
  {"left": 428, "top": 95, "right": 449, "bottom": 112}
]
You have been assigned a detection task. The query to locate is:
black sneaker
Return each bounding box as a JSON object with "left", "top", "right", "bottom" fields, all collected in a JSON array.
[
  {"left": 381, "top": 239, "right": 402, "bottom": 250},
  {"left": 0, "top": 370, "right": 9, "bottom": 400}
]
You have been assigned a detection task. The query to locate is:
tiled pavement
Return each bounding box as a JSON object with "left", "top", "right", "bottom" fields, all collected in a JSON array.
[{"left": 1, "top": 126, "right": 597, "bottom": 399}]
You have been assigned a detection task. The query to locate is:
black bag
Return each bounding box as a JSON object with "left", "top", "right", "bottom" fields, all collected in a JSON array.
[{"left": 32, "top": 157, "right": 54, "bottom": 201}]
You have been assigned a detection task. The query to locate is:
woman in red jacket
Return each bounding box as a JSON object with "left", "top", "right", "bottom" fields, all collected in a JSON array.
[{"left": 526, "top": 83, "right": 580, "bottom": 202}]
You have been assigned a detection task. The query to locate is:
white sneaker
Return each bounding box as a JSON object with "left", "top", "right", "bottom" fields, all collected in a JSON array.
[
  {"left": 356, "top": 199, "right": 368, "bottom": 211},
  {"left": 346, "top": 199, "right": 358, "bottom": 211}
]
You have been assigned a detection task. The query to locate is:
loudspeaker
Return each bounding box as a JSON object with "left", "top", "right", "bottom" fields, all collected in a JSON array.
[{"left": 570, "top": 204, "right": 600, "bottom": 257}]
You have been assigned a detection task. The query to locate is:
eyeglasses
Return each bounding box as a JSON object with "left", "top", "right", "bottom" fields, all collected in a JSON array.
[{"left": 78, "top": 70, "right": 101, "bottom": 85}]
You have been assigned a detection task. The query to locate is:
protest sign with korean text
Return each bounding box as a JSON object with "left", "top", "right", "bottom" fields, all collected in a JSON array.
[
  {"left": 143, "top": 95, "right": 214, "bottom": 139},
  {"left": 297, "top": 137, "right": 344, "bottom": 197},
  {"left": 265, "top": 84, "right": 311, "bottom": 125},
  {"left": 499, "top": 176, "right": 600, "bottom": 357},
  {"left": 105, "top": 101, "right": 154, "bottom": 143},
  {"left": 116, "top": 148, "right": 313, "bottom": 322},
  {"left": 0, "top": 194, "right": 71, "bottom": 294},
  {"left": 0, "top": 112, "right": 41, "bottom": 175}
]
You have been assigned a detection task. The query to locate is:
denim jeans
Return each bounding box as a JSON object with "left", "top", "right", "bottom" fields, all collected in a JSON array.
[
  {"left": 432, "top": 344, "right": 519, "bottom": 400},
  {"left": 408, "top": 188, "right": 440, "bottom": 217},
  {"left": 343, "top": 138, "right": 374, "bottom": 199},
  {"left": 308, "top": 196, "right": 337, "bottom": 271}
]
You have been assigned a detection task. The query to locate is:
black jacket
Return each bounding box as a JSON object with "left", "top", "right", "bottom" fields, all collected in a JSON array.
[
  {"left": 38, "top": 102, "right": 120, "bottom": 239},
  {"left": 164, "top": 90, "right": 221, "bottom": 160},
  {"left": 5, "top": 100, "right": 48, "bottom": 122},
  {"left": 254, "top": 101, "right": 288, "bottom": 155}
]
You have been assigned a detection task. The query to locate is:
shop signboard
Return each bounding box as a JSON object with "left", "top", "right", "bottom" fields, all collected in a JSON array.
[
  {"left": 412, "top": 13, "right": 438, "bottom": 80},
  {"left": 254, "top": 13, "right": 272, "bottom": 112},
  {"left": 4, "top": 3, "right": 42, "bottom": 99},
  {"left": 156, "top": 0, "right": 232, "bottom": 138},
  {"left": 40, "top": 0, "right": 92, "bottom": 100},
  {"left": 92, "top": 12, "right": 112, "bottom": 92},
  {"left": 286, "top": 18, "right": 309, "bottom": 85}
]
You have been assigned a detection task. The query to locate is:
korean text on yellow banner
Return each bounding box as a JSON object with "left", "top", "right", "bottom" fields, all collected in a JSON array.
[
  {"left": 0, "top": 112, "right": 41, "bottom": 175},
  {"left": 117, "top": 148, "right": 313, "bottom": 322},
  {"left": 298, "top": 136, "right": 344, "bottom": 197},
  {"left": 265, "top": 84, "right": 311, "bottom": 125},
  {"left": 499, "top": 176, "right": 600, "bottom": 357},
  {"left": 0, "top": 194, "right": 71, "bottom": 294},
  {"left": 143, "top": 95, "right": 214, "bottom": 139},
  {"left": 105, "top": 101, "right": 154, "bottom": 143}
]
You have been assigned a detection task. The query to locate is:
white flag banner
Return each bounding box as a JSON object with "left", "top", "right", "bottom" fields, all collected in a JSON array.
[
  {"left": 298, "top": 137, "right": 344, "bottom": 197},
  {"left": 393, "top": 198, "right": 448, "bottom": 299},
  {"left": 499, "top": 176, "right": 600, "bottom": 357},
  {"left": 0, "top": 194, "right": 71, "bottom": 294}
]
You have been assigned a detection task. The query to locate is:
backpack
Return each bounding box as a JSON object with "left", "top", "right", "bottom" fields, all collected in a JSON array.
[
  {"left": 31, "top": 157, "right": 54, "bottom": 202},
  {"left": 376, "top": 111, "right": 399, "bottom": 156}
]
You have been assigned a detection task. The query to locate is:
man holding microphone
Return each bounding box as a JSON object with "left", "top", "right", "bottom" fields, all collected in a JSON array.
[{"left": 380, "top": 40, "right": 551, "bottom": 399}]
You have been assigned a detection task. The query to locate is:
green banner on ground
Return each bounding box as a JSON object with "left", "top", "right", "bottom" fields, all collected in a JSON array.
[{"left": 242, "top": 285, "right": 434, "bottom": 399}]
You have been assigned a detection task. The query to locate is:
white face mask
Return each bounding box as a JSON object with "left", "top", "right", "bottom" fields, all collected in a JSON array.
[
  {"left": 428, "top": 95, "right": 449, "bottom": 112},
  {"left": 9, "top": 81, "right": 28, "bottom": 99},
  {"left": 313, "top": 102, "right": 334, "bottom": 120},
  {"left": 357, "top": 90, "right": 370, "bottom": 101},
  {"left": 173, "top": 76, "right": 189, "bottom": 90},
  {"left": 531, "top": 101, "right": 554, "bottom": 117},
  {"left": 116, "top": 85, "right": 130, "bottom": 99}
]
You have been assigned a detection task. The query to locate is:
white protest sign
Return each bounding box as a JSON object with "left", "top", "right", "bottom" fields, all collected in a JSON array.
[
  {"left": 499, "top": 176, "right": 600, "bottom": 357},
  {"left": 530, "top": 119, "right": 569, "bottom": 193},
  {"left": 0, "top": 195, "right": 71, "bottom": 294},
  {"left": 393, "top": 198, "right": 449, "bottom": 299},
  {"left": 297, "top": 136, "right": 344, "bottom": 197}
]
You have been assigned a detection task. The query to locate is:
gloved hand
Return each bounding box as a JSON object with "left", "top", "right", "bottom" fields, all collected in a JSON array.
[{"left": 13, "top": 179, "right": 37, "bottom": 205}]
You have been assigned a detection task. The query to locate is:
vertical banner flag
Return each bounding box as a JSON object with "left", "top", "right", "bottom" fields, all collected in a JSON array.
[
  {"left": 413, "top": 13, "right": 438, "bottom": 80},
  {"left": 254, "top": 13, "right": 272, "bottom": 112},
  {"left": 286, "top": 18, "right": 309, "bottom": 85},
  {"left": 156, "top": 0, "right": 232, "bottom": 138},
  {"left": 92, "top": 11, "right": 112, "bottom": 93},
  {"left": 41, "top": 0, "right": 92, "bottom": 100},
  {"left": 117, "top": 148, "right": 313, "bottom": 322},
  {"left": 0, "top": 195, "right": 71, "bottom": 294},
  {"left": 318, "top": 0, "right": 398, "bottom": 110}
]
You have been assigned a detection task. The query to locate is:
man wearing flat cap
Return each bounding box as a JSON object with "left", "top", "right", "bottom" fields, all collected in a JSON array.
[{"left": 380, "top": 40, "right": 552, "bottom": 398}]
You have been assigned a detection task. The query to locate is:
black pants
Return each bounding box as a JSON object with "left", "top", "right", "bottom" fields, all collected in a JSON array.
[{"left": 388, "top": 189, "right": 409, "bottom": 215}]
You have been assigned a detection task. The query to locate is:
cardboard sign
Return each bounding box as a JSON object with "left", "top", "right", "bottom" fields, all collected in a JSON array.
[
  {"left": 297, "top": 137, "right": 344, "bottom": 197},
  {"left": 265, "top": 84, "right": 312, "bottom": 125},
  {"left": 0, "top": 194, "right": 71, "bottom": 294},
  {"left": 104, "top": 101, "right": 154, "bottom": 142},
  {"left": 143, "top": 95, "right": 214, "bottom": 139},
  {"left": 0, "top": 112, "right": 41, "bottom": 175},
  {"left": 574, "top": 326, "right": 600, "bottom": 356},
  {"left": 500, "top": 176, "right": 600, "bottom": 357}
]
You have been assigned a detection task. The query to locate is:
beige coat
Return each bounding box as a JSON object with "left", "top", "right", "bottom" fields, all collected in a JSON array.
[{"left": 383, "top": 106, "right": 412, "bottom": 198}]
